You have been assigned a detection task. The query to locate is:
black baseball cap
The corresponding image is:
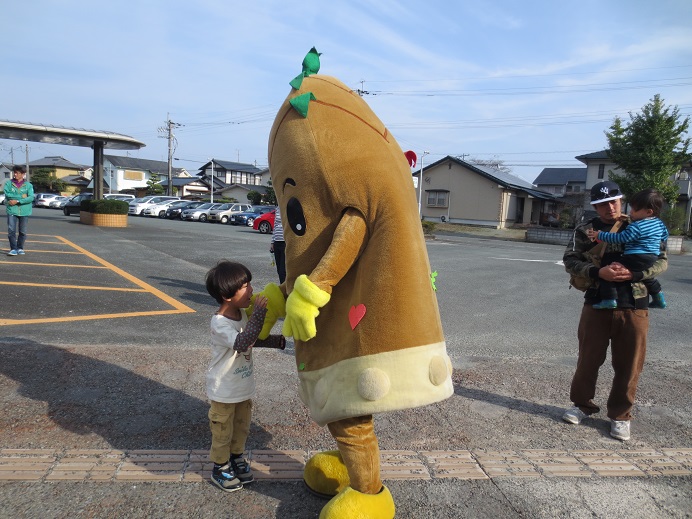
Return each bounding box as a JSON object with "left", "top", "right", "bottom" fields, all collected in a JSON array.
[{"left": 590, "top": 181, "right": 622, "bottom": 205}]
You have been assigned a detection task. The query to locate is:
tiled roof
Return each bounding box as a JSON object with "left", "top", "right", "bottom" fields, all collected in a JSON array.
[
  {"left": 29, "top": 156, "right": 84, "bottom": 169},
  {"left": 575, "top": 150, "right": 610, "bottom": 162},
  {"left": 105, "top": 155, "right": 185, "bottom": 176},
  {"left": 533, "top": 167, "right": 587, "bottom": 185}
]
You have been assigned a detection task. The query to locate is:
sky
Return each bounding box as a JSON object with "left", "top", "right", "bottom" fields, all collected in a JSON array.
[{"left": 2, "top": 0, "right": 692, "bottom": 183}]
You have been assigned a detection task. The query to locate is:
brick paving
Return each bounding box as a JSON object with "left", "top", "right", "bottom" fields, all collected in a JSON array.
[{"left": 1, "top": 447, "right": 690, "bottom": 482}]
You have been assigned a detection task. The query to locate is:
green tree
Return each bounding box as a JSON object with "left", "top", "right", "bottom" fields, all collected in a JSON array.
[
  {"left": 147, "top": 173, "right": 165, "bottom": 195},
  {"left": 262, "top": 180, "right": 277, "bottom": 205},
  {"left": 30, "top": 168, "right": 68, "bottom": 193},
  {"left": 606, "top": 94, "right": 691, "bottom": 205},
  {"left": 247, "top": 190, "right": 262, "bottom": 205}
]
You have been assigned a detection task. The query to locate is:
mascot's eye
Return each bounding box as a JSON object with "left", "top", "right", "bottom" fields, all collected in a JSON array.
[{"left": 286, "top": 197, "right": 306, "bottom": 236}]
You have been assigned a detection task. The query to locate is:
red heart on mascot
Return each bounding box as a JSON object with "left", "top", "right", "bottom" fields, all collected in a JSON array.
[{"left": 348, "top": 304, "right": 366, "bottom": 330}]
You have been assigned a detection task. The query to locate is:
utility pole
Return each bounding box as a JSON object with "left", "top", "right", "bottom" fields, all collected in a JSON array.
[
  {"left": 159, "top": 114, "right": 181, "bottom": 196},
  {"left": 25, "top": 144, "right": 30, "bottom": 182}
]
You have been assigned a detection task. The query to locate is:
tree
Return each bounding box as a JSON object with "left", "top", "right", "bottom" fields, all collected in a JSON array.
[
  {"left": 262, "top": 180, "right": 277, "bottom": 205},
  {"left": 606, "top": 94, "right": 691, "bottom": 205},
  {"left": 247, "top": 190, "right": 262, "bottom": 205},
  {"left": 147, "top": 173, "right": 165, "bottom": 195},
  {"left": 30, "top": 168, "right": 68, "bottom": 193}
]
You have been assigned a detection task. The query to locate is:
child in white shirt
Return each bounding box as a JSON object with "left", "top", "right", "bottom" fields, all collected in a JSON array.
[{"left": 205, "top": 260, "right": 285, "bottom": 492}]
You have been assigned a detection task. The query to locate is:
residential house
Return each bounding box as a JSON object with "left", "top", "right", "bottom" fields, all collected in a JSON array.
[
  {"left": 103, "top": 155, "right": 189, "bottom": 195},
  {"left": 414, "top": 156, "right": 555, "bottom": 228},
  {"left": 198, "top": 159, "right": 266, "bottom": 202},
  {"left": 159, "top": 176, "right": 216, "bottom": 198},
  {"left": 533, "top": 167, "right": 588, "bottom": 224},
  {"left": 0, "top": 163, "right": 11, "bottom": 190},
  {"left": 576, "top": 150, "right": 692, "bottom": 232},
  {"left": 27, "top": 156, "right": 92, "bottom": 194}
]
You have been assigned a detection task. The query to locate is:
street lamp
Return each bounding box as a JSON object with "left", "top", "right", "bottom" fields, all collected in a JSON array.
[{"left": 417, "top": 151, "right": 429, "bottom": 218}]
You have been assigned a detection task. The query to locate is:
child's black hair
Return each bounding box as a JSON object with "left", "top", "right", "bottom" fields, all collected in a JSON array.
[
  {"left": 628, "top": 188, "right": 664, "bottom": 217},
  {"left": 205, "top": 261, "right": 252, "bottom": 304}
]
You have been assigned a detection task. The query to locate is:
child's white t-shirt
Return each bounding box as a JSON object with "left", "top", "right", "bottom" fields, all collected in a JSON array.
[{"left": 206, "top": 312, "right": 255, "bottom": 403}]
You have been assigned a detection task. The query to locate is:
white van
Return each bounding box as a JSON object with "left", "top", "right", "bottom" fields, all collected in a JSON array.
[{"left": 104, "top": 194, "right": 135, "bottom": 200}]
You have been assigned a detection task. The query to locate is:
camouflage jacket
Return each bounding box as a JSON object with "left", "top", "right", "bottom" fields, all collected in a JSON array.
[{"left": 563, "top": 216, "right": 668, "bottom": 305}]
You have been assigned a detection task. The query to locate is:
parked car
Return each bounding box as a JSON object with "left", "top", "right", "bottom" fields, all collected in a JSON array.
[
  {"left": 34, "top": 193, "right": 61, "bottom": 207},
  {"left": 63, "top": 193, "right": 94, "bottom": 216},
  {"left": 165, "top": 200, "right": 204, "bottom": 219},
  {"left": 128, "top": 196, "right": 180, "bottom": 216},
  {"left": 253, "top": 209, "right": 276, "bottom": 234},
  {"left": 144, "top": 199, "right": 179, "bottom": 218},
  {"left": 48, "top": 196, "right": 69, "bottom": 209},
  {"left": 208, "top": 203, "right": 253, "bottom": 224},
  {"left": 181, "top": 202, "right": 223, "bottom": 222},
  {"left": 230, "top": 206, "right": 275, "bottom": 227},
  {"left": 104, "top": 194, "right": 135, "bottom": 201},
  {"left": 0, "top": 193, "right": 5, "bottom": 205}
]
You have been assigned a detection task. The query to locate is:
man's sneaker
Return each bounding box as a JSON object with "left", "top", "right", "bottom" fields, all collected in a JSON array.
[
  {"left": 592, "top": 299, "right": 617, "bottom": 309},
  {"left": 562, "top": 406, "right": 588, "bottom": 424},
  {"left": 230, "top": 455, "right": 254, "bottom": 484},
  {"left": 7, "top": 250, "right": 17, "bottom": 256},
  {"left": 610, "top": 420, "right": 630, "bottom": 441},
  {"left": 211, "top": 463, "right": 243, "bottom": 492},
  {"left": 649, "top": 292, "right": 667, "bottom": 309},
  {"left": 17, "top": 249, "right": 25, "bottom": 255}
]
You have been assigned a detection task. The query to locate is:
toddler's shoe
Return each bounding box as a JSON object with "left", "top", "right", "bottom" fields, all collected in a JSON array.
[
  {"left": 592, "top": 299, "right": 617, "bottom": 309},
  {"left": 7, "top": 250, "right": 17, "bottom": 256},
  {"left": 649, "top": 292, "right": 667, "bottom": 309},
  {"left": 211, "top": 462, "right": 243, "bottom": 492},
  {"left": 230, "top": 454, "right": 254, "bottom": 484},
  {"left": 17, "top": 249, "right": 25, "bottom": 255}
]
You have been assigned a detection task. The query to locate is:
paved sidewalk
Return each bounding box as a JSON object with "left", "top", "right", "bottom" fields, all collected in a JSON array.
[{"left": 2, "top": 447, "right": 691, "bottom": 482}]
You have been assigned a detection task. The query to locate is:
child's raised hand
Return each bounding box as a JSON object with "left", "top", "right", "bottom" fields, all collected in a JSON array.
[
  {"left": 586, "top": 228, "right": 599, "bottom": 241},
  {"left": 253, "top": 294, "right": 268, "bottom": 309}
]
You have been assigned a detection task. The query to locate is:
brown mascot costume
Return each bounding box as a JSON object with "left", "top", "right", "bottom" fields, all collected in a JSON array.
[{"left": 257, "top": 48, "right": 453, "bottom": 518}]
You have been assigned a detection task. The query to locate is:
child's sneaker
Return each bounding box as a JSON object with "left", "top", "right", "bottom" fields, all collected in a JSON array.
[
  {"left": 649, "top": 292, "right": 667, "bottom": 309},
  {"left": 231, "top": 454, "right": 254, "bottom": 484},
  {"left": 592, "top": 299, "right": 617, "bottom": 310},
  {"left": 211, "top": 462, "right": 243, "bottom": 492}
]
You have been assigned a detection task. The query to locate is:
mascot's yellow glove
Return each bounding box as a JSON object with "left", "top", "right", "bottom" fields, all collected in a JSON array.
[
  {"left": 282, "top": 275, "right": 331, "bottom": 341},
  {"left": 248, "top": 283, "right": 286, "bottom": 340}
]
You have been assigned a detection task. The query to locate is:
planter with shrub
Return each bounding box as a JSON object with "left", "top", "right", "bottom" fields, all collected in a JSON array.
[{"left": 79, "top": 199, "right": 129, "bottom": 227}]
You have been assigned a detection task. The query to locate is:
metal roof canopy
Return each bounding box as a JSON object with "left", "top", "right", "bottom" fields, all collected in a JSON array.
[{"left": 0, "top": 120, "right": 145, "bottom": 199}]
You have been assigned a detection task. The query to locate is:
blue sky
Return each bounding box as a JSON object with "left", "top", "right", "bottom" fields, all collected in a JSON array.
[{"left": 2, "top": 0, "right": 692, "bottom": 183}]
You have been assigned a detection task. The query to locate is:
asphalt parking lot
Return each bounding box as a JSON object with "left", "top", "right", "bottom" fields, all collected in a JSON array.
[{"left": 1, "top": 208, "right": 691, "bottom": 518}]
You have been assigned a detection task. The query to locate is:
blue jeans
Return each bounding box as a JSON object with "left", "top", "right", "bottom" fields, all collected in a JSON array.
[{"left": 7, "top": 214, "right": 29, "bottom": 251}]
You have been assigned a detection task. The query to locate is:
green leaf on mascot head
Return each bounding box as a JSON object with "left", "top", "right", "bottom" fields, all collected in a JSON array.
[
  {"left": 289, "top": 47, "right": 321, "bottom": 90},
  {"left": 289, "top": 92, "right": 316, "bottom": 118}
]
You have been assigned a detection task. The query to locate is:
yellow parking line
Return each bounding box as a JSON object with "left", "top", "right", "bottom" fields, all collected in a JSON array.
[
  {"left": 0, "top": 310, "right": 188, "bottom": 326},
  {"left": 0, "top": 281, "right": 148, "bottom": 292},
  {"left": 0, "top": 235, "right": 195, "bottom": 326},
  {"left": 0, "top": 261, "right": 108, "bottom": 269},
  {"left": 11, "top": 249, "right": 84, "bottom": 254},
  {"left": 55, "top": 236, "right": 194, "bottom": 312}
]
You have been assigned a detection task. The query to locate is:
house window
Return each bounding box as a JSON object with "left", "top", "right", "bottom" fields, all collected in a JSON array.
[
  {"left": 566, "top": 185, "right": 573, "bottom": 193},
  {"left": 573, "top": 185, "right": 581, "bottom": 193},
  {"left": 124, "top": 170, "right": 143, "bottom": 181},
  {"left": 426, "top": 191, "right": 448, "bottom": 207},
  {"left": 598, "top": 164, "right": 605, "bottom": 179}
]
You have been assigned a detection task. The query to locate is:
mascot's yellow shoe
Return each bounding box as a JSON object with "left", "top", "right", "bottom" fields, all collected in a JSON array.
[
  {"left": 304, "top": 451, "right": 350, "bottom": 498},
  {"left": 319, "top": 486, "right": 395, "bottom": 519}
]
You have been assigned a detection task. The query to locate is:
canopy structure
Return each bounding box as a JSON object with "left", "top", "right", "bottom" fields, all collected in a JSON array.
[{"left": 0, "top": 120, "right": 145, "bottom": 199}]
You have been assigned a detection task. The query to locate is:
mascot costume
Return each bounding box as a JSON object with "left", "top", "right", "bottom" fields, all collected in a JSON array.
[{"left": 257, "top": 48, "right": 453, "bottom": 518}]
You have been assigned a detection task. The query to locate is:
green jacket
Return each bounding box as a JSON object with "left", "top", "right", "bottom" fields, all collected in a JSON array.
[
  {"left": 3, "top": 180, "right": 35, "bottom": 216},
  {"left": 563, "top": 216, "right": 668, "bottom": 304}
]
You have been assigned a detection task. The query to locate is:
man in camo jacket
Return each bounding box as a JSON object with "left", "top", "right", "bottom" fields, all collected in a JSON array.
[{"left": 561, "top": 181, "right": 667, "bottom": 442}]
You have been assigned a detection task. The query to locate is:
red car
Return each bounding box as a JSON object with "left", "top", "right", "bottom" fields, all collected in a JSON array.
[{"left": 252, "top": 209, "right": 275, "bottom": 234}]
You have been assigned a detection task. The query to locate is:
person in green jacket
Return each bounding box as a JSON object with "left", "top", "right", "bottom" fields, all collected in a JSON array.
[{"left": 4, "top": 165, "right": 35, "bottom": 256}]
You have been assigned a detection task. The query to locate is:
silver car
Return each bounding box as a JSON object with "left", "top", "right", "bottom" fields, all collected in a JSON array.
[
  {"left": 180, "top": 203, "right": 222, "bottom": 222},
  {"left": 207, "top": 203, "right": 253, "bottom": 224}
]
